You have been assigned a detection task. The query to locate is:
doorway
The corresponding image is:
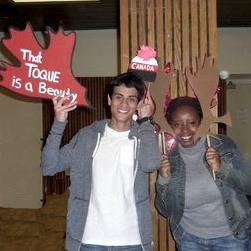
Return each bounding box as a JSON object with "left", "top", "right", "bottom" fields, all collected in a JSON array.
[{"left": 226, "top": 76, "right": 251, "bottom": 162}]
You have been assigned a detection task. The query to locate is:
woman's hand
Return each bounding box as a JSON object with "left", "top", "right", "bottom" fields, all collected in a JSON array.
[
  {"left": 206, "top": 147, "right": 221, "bottom": 172},
  {"left": 53, "top": 96, "right": 77, "bottom": 122},
  {"left": 160, "top": 154, "right": 170, "bottom": 177}
]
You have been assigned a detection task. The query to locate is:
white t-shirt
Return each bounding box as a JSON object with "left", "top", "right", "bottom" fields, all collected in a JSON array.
[{"left": 82, "top": 125, "right": 141, "bottom": 245}]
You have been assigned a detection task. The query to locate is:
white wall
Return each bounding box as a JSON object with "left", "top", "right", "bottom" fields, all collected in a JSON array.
[
  {"left": 0, "top": 29, "right": 118, "bottom": 208},
  {"left": 218, "top": 27, "right": 251, "bottom": 73}
]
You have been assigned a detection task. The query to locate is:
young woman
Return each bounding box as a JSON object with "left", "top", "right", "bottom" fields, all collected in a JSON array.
[{"left": 155, "top": 96, "right": 251, "bottom": 251}]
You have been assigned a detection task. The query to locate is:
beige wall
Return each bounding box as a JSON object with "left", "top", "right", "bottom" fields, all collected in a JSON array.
[
  {"left": 0, "top": 29, "right": 117, "bottom": 208},
  {"left": 0, "top": 91, "right": 43, "bottom": 208},
  {"left": 73, "top": 29, "right": 118, "bottom": 77}
]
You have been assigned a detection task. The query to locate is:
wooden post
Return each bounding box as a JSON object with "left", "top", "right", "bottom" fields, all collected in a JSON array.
[{"left": 119, "top": 1, "right": 217, "bottom": 250}]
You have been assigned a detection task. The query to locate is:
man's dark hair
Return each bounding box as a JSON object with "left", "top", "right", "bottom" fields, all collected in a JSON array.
[
  {"left": 107, "top": 72, "right": 145, "bottom": 101},
  {"left": 165, "top": 96, "right": 203, "bottom": 124}
]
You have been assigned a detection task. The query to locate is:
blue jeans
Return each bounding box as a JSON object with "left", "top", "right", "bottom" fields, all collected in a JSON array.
[
  {"left": 176, "top": 227, "right": 250, "bottom": 251},
  {"left": 80, "top": 244, "right": 143, "bottom": 251}
]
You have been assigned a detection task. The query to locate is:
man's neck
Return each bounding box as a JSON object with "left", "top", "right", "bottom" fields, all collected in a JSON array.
[{"left": 108, "top": 120, "right": 131, "bottom": 132}]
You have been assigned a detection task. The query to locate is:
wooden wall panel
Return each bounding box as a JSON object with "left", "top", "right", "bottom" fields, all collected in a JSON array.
[
  {"left": 164, "top": 0, "right": 173, "bottom": 67},
  {"left": 208, "top": 0, "right": 217, "bottom": 57},
  {"left": 181, "top": 0, "right": 189, "bottom": 95},
  {"left": 191, "top": 0, "right": 199, "bottom": 73},
  {"left": 120, "top": 0, "right": 129, "bottom": 70},
  {"left": 130, "top": 0, "right": 138, "bottom": 55},
  {"left": 138, "top": 0, "right": 147, "bottom": 45},
  {"left": 119, "top": 0, "right": 218, "bottom": 250}
]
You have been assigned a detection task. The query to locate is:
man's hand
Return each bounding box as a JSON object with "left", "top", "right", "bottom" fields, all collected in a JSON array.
[
  {"left": 53, "top": 96, "right": 77, "bottom": 122},
  {"left": 137, "top": 85, "right": 156, "bottom": 118}
]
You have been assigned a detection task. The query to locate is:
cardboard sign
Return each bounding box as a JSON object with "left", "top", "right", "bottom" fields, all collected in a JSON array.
[
  {"left": 185, "top": 57, "right": 232, "bottom": 139},
  {"left": 151, "top": 57, "right": 232, "bottom": 139},
  {"left": 128, "top": 45, "right": 158, "bottom": 82},
  {"left": 0, "top": 23, "right": 89, "bottom": 106}
]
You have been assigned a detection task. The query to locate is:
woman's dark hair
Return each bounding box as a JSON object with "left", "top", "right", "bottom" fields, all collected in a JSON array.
[
  {"left": 107, "top": 72, "right": 145, "bottom": 101},
  {"left": 165, "top": 96, "right": 203, "bottom": 124}
]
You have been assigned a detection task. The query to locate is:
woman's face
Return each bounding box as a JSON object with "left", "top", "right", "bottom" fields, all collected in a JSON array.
[{"left": 170, "top": 106, "right": 201, "bottom": 148}]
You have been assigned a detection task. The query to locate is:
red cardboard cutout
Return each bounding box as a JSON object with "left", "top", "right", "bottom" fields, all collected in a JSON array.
[{"left": 0, "top": 23, "right": 89, "bottom": 106}]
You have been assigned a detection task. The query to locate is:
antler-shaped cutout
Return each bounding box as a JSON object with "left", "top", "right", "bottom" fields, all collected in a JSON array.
[
  {"left": 186, "top": 56, "right": 232, "bottom": 138},
  {"left": 151, "top": 64, "right": 175, "bottom": 134}
]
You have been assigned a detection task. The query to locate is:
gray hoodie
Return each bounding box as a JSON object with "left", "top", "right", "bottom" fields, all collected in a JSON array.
[{"left": 41, "top": 119, "right": 161, "bottom": 251}]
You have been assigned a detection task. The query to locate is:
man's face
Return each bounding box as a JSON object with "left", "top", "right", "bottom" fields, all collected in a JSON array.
[{"left": 108, "top": 84, "right": 139, "bottom": 131}]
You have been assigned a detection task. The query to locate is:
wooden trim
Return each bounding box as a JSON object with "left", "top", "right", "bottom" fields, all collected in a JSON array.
[{"left": 120, "top": 0, "right": 129, "bottom": 72}]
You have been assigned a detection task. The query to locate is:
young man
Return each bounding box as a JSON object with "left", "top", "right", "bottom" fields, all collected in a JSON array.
[{"left": 41, "top": 72, "right": 161, "bottom": 251}]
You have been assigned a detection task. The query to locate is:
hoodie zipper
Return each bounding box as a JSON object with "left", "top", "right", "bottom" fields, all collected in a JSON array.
[
  {"left": 76, "top": 132, "right": 102, "bottom": 251},
  {"left": 133, "top": 137, "right": 146, "bottom": 251}
]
